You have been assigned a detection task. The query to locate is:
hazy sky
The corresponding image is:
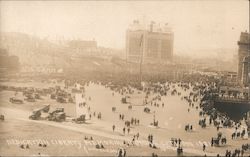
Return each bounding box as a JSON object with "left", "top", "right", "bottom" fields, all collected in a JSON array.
[{"left": 0, "top": 0, "right": 249, "bottom": 54}]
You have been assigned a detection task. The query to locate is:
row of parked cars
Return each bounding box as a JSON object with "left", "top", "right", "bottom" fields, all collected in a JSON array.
[{"left": 29, "top": 105, "right": 66, "bottom": 122}]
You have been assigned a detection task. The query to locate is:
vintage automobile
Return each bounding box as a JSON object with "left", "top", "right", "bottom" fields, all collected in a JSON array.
[
  {"left": 24, "top": 97, "right": 36, "bottom": 102},
  {"left": 48, "top": 111, "right": 66, "bottom": 122},
  {"left": 121, "top": 97, "right": 127, "bottom": 104},
  {"left": 9, "top": 97, "right": 23, "bottom": 104},
  {"left": 112, "top": 107, "right": 116, "bottom": 112},
  {"left": 54, "top": 112, "right": 66, "bottom": 122},
  {"left": 0, "top": 115, "right": 4, "bottom": 121},
  {"left": 29, "top": 105, "right": 50, "bottom": 120},
  {"left": 34, "top": 93, "right": 41, "bottom": 99},
  {"left": 128, "top": 105, "right": 132, "bottom": 110},
  {"left": 42, "top": 105, "right": 50, "bottom": 113},
  {"left": 144, "top": 107, "right": 150, "bottom": 113},
  {"left": 73, "top": 115, "right": 86, "bottom": 124},
  {"left": 29, "top": 110, "right": 41, "bottom": 120},
  {"left": 56, "top": 96, "right": 67, "bottom": 103},
  {"left": 50, "top": 108, "right": 64, "bottom": 115},
  {"left": 50, "top": 94, "right": 56, "bottom": 99}
]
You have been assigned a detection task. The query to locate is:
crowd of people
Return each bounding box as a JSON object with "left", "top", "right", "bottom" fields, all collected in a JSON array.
[
  {"left": 4, "top": 69, "right": 249, "bottom": 156},
  {"left": 43, "top": 72, "right": 250, "bottom": 156}
]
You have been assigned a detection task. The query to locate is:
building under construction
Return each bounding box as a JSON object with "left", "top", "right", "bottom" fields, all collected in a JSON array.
[{"left": 126, "top": 20, "right": 174, "bottom": 64}]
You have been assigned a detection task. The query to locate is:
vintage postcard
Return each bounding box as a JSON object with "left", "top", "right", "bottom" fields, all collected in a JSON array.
[{"left": 0, "top": 0, "right": 249, "bottom": 156}]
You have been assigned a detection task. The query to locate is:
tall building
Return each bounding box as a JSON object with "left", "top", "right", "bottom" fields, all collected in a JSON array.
[
  {"left": 238, "top": 31, "right": 250, "bottom": 86},
  {"left": 242, "top": 56, "right": 250, "bottom": 85},
  {"left": 126, "top": 20, "right": 174, "bottom": 64}
]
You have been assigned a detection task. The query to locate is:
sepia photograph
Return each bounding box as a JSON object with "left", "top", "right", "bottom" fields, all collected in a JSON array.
[{"left": 0, "top": 0, "right": 249, "bottom": 156}]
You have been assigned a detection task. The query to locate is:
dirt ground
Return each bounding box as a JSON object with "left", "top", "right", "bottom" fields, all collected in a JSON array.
[{"left": 0, "top": 80, "right": 249, "bottom": 156}]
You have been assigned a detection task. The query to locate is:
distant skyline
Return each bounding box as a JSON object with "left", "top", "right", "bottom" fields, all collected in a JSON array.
[{"left": 0, "top": 0, "right": 249, "bottom": 56}]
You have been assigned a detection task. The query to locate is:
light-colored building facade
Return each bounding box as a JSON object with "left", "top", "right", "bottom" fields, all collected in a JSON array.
[
  {"left": 126, "top": 21, "right": 174, "bottom": 64},
  {"left": 238, "top": 31, "right": 250, "bottom": 86}
]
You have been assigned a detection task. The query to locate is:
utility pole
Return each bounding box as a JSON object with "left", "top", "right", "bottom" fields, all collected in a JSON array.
[
  {"left": 153, "top": 111, "right": 155, "bottom": 123},
  {"left": 139, "top": 34, "right": 144, "bottom": 86}
]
